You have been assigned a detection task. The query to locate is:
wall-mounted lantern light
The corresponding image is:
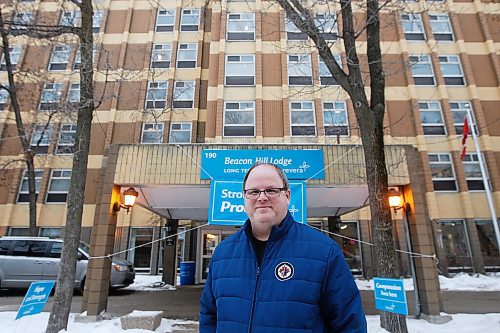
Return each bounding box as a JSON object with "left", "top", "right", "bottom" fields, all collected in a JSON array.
[
  {"left": 113, "top": 187, "right": 139, "bottom": 213},
  {"left": 388, "top": 187, "right": 403, "bottom": 213}
]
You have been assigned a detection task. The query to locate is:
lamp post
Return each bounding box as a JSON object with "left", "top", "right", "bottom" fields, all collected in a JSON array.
[{"left": 389, "top": 187, "right": 421, "bottom": 318}]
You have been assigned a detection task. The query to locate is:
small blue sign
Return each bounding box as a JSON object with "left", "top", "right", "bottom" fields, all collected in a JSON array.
[
  {"left": 16, "top": 280, "right": 55, "bottom": 320},
  {"left": 201, "top": 149, "right": 324, "bottom": 180},
  {"left": 208, "top": 180, "right": 307, "bottom": 225},
  {"left": 373, "top": 278, "right": 408, "bottom": 316}
]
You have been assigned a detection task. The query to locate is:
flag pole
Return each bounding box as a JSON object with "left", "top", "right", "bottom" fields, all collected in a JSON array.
[{"left": 465, "top": 106, "right": 500, "bottom": 253}]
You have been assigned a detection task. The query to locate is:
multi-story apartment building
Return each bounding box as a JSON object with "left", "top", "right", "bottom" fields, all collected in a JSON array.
[{"left": 0, "top": 0, "right": 499, "bottom": 294}]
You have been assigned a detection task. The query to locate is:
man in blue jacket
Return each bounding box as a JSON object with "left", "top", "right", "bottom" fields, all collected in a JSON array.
[{"left": 200, "top": 163, "right": 367, "bottom": 332}]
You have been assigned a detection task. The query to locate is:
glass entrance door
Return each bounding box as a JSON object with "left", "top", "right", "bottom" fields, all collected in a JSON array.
[
  {"left": 198, "top": 230, "right": 234, "bottom": 283},
  {"left": 333, "top": 221, "right": 363, "bottom": 275},
  {"left": 129, "top": 227, "right": 154, "bottom": 273}
]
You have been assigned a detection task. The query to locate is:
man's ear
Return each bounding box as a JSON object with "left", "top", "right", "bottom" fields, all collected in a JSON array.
[{"left": 285, "top": 189, "right": 291, "bottom": 202}]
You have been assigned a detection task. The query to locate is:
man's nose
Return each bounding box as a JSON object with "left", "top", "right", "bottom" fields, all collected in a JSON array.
[{"left": 256, "top": 191, "right": 269, "bottom": 200}]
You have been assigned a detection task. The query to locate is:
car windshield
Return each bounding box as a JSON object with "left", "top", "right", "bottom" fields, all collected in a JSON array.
[{"left": 79, "top": 241, "right": 90, "bottom": 255}]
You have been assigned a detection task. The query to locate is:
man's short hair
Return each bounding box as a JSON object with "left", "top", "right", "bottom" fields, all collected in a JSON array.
[{"left": 242, "top": 162, "right": 290, "bottom": 191}]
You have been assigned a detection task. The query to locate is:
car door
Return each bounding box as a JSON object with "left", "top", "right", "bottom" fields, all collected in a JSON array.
[
  {"left": 43, "top": 241, "right": 62, "bottom": 281},
  {"left": 43, "top": 241, "right": 87, "bottom": 288},
  {"left": 3, "top": 240, "right": 48, "bottom": 288}
]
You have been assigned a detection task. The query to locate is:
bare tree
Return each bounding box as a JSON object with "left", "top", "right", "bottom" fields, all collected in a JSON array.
[
  {"left": 45, "top": 0, "right": 95, "bottom": 331},
  {"left": 277, "top": 0, "right": 407, "bottom": 331},
  {"left": 0, "top": 1, "right": 96, "bottom": 331}
]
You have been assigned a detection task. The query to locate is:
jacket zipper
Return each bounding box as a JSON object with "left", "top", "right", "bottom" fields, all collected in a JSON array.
[
  {"left": 247, "top": 266, "right": 261, "bottom": 333},
  {"left": 247, "top": 239, "right": 270, "bottom": 333}
]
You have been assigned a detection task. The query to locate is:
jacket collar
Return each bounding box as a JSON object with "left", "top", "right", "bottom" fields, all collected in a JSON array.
[{"left": 244, "top": 211, "right": 295, "bottom": 242}]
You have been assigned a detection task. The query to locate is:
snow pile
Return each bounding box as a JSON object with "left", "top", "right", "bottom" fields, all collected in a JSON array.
[
  {"left": 439, "top": 272, "right": 500, "bottom": 291},
  {"left": 124, "top": 275, "right": 176, "bottom": 291},
  {"left": 1, "top": 312, "right": 196, "bottom": 333},
  {"left": 3, "top": 312, "right": 500, "bottom": 333}
]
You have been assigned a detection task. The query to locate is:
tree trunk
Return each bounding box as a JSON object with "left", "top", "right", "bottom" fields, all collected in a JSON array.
[
  {"left": 357, "top": 108, "right": 408, "bottom": 332},
  {"left": 46, "top": 1, "right": 94, "bottom": 332},
  {"left": 0, "top": 10, "right": 38, "bottom": 236}
]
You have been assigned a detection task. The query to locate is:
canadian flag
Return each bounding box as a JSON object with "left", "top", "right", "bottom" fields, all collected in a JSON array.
[{"left": 460, "top": 117, "right": 470, "bottom": 161}]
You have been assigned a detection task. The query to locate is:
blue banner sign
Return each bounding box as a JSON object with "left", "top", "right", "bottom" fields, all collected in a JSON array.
[
  {"left": 201, "top": 149, "right": 324, "bottom": 180},
  {"left": 373, "top": 277, "right": 408, "bottom": 316},
  {"left": 208, "top": 180, "right": 306, "bottom": 225},
  {"left": 16, "top": 280, "right": 55, "bottom": 320}
]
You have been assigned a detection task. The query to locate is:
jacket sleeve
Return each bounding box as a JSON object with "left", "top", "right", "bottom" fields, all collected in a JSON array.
[
  {"left": 199, "top": 259, "right": 217, "bottom": 333},
  {"left": 319, "top": 244, "right": 367, "bottom": 333}
]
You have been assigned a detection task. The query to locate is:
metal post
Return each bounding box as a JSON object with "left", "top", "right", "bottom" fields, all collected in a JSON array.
[
  {"left": 402, "top": 202, "right": 421, "bottom": 318},
  {"left": 465, "top": 107, "right": 500, "bottom": 253}
]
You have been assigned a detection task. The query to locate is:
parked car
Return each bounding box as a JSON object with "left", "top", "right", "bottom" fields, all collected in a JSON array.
[{"left": 0, "top": 236, "right": 134, "bottom": 293}]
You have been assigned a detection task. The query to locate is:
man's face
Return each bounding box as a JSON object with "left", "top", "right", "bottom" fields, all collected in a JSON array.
[{"left": 244, "top": 165, "right": 290, "bottom": 228}]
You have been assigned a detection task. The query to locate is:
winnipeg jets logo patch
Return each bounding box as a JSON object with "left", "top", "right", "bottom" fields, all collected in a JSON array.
[{"left": 275, "top": 262, "right": 294, "bottom": 281}]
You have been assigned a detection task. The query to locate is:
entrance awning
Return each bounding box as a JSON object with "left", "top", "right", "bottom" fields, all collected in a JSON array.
[{"left": 135, "top": 184, "right": 369, "bottom": 220}]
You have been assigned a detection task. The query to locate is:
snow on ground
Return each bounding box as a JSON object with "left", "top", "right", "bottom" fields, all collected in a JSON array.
[
  {"left": 126, "top": 272, "right": 500, "bottom": 292},
  {"left": 2, "top": 312, "right": 500, "bottom": 333}
]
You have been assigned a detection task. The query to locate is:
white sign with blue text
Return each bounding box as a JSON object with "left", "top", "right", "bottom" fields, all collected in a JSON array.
[
  {"left": 208, "top": 180, "right": 306, "bottom": 225},
  {"left": 201, "top": 149, "right": 324, "bottom": 180},
  {"left": 16, "top": 280, "right": 55, "bottom": 320},
  {"left": 373, "top": 277, "right": 408, "bottom": 316}
]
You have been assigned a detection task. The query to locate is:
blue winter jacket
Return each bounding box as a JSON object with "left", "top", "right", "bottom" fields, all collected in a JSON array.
[{"left": 199, "top": 212, "right": 367, "bottom": 332}]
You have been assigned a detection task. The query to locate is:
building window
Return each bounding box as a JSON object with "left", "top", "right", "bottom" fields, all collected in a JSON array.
[
  {"left": 223, "top": 101, "right": 255, "bottom": 137},
  {"left": 315, "top": 13, "right": 338, "bottom": 40},
  {"left": 56, "top": 124, "right": 76, "bottom": 154},
  {"left": 156, "top": 9, "right": 175, "bottom": 32},
  {"left": 151, "top": 43, "right": 171, "bottom": 69},
  {"left": 145, "top": 81, "right": 168, "bottom": 109},
  {"left": 59, "top": 10, "right": 80, "bottom": 27},
  {"left": 428, "top": 153, "right": 457, "bottom": 191},
  {"left": 1, "top": 46, "right": 22, "bottom": 71},
  {"left": 462, "top": 154, "right": 489, "bottom": 191},
  {"left": 227, "top": 13, "right": 255, "bottom": 41},
  {"left": 169, "top": 122, "right": 192, "bottom": 143},
  {"left": 180, "top": 9, "right": 200, "bottom": 32},
  {"left": 30, "top": 124, "right": 52, "bottom": 154},
  {"left": 141, "top": 123, "right": 164, "bottom": 144},
  {"left": 173, "top": 81, "right": 195, "bottom": 108},
  {"left": 409, "top": 55, "right": 435, "bottom": 85},
  {"left": 450, "top": 101, "right": 476, "bottom": 135},
  {"left": 14, "top": 12, "right": 33, "bottom": 27},
  {"left": 285, "top": 16, "right": 307, "bottom": 40},
  {"left": 39, "top": 227, "right": 62, "bottom": 238},
  {"left": 429, "top": 14, "right": 454, "bottom": 41},
  {"left": 401, "top": 13, "right": 425, "bottom": 40},
  {"left": 323, "top": 101, "right": 348, "bottom": 136},
  {"left": 73, "top": 49, "right": 81, "bottom": 70},
  {"left": 46, "top": 169, "right": 71, "bottom": 203},
  {"left": 0, "top": 85, "right": 9, "bottom": 109},
  {"left": 439, "top": 55, "right": 465, "bottom": 86},
  {"left": 8, "top": 227, "right": 29, "bottom": 236},
  {"left": 67, "top": 82, "right": 80, "bottom": 104},
  {"left": 48, "top": 45, "right": 71, "bottom": 71},
  {"left": 319, "top": 54, "right": 341, "bottom": 86},
  {"left": 474, "top": 220, "right": 500, "bottom": 268},
  {"left": 225, "top": 55, "right": 255, "bottom": 86},
  {"left": 418, "top": 101, "right": 446, "bottom": 135},
  {"left": 176, "top": 43, "right": 197, "bottom": 68},
  {"left": 436, "top": 220, "right": 472, "bottom": 270},
  {"left": 288, "top": 54, "right": 312, "bottom": 85},
  {"left": 39, "top": 83, "right": 63, "bottom": 111},
  {"left": 93, "top": 10, "right": 103, "bottom": 33},
  {"left": 17, "top": 170, "right": 43, "bottom": 203},
  {"left": 290, "top": 101, "right": 316, "bottom": 136}
]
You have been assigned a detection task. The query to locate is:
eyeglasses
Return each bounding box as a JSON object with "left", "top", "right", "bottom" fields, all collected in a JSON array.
[{"left": 244, "top": 187, "right": 287, "bottom": 200}]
